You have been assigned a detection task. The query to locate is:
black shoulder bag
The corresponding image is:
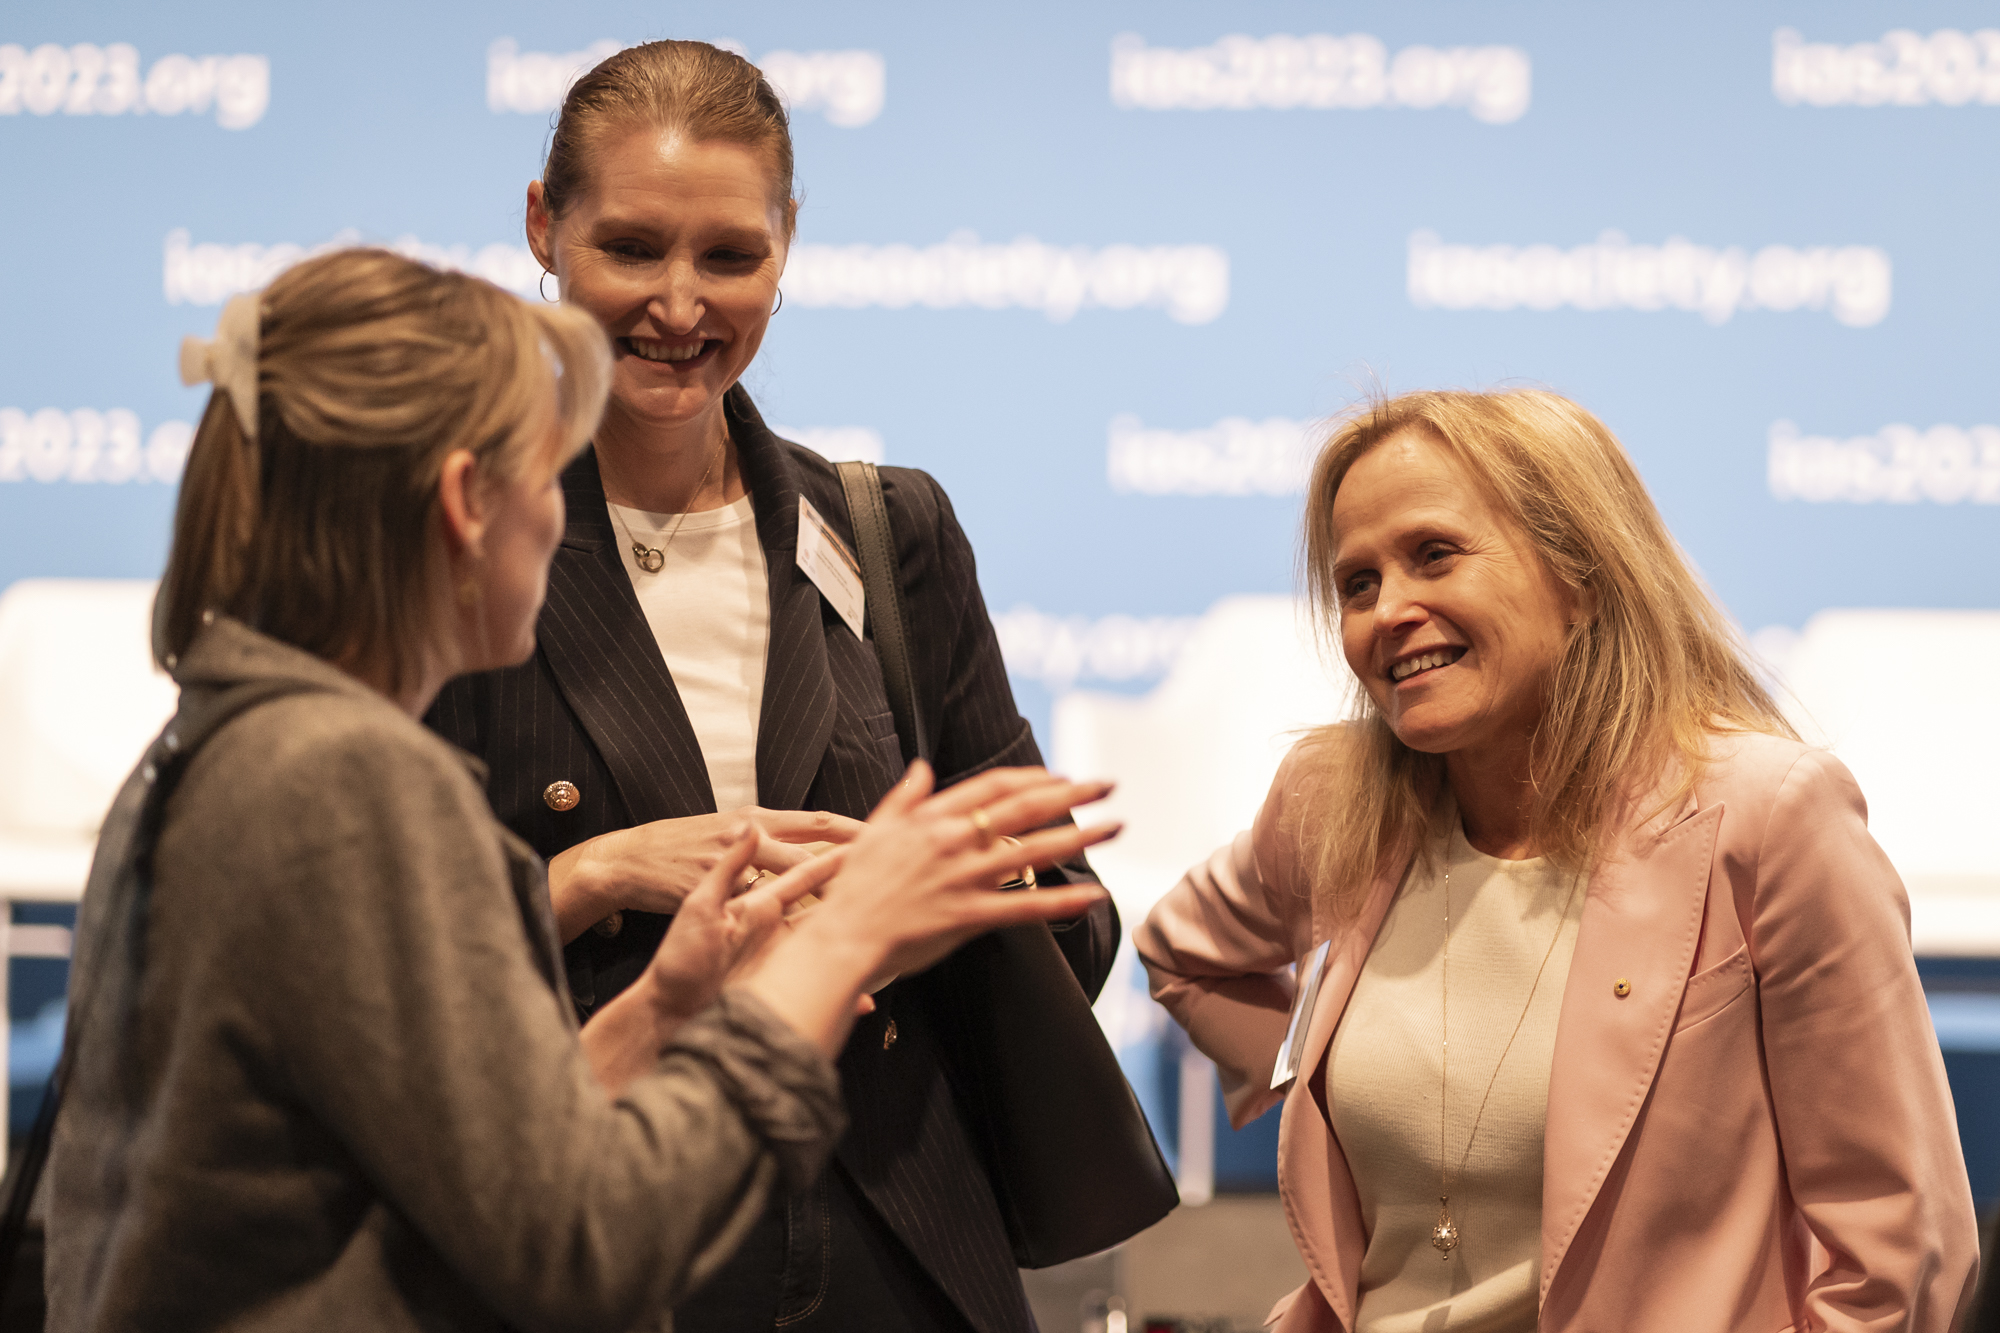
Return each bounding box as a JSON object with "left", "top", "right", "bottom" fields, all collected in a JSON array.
[
  {"left": 0, "top": 678, "right": 317, "bottom": 1326},
  {"left": 836, "top": 462, "right": 1178, "bottom": 1267}
]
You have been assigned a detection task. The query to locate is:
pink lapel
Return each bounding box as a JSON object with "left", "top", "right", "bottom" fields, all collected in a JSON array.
[
  {"left": 1538, "top": 797, "right": 1723, "bottom": 1303},
  {"left": 1277, "top": 852, "right": 1410, "bottom": 1329}
]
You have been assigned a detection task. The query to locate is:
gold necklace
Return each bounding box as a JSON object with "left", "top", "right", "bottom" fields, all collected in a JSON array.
[
  {"left": 611, "top": 438, "right": 723, "bottom": 574},
  {"left": 1431, "top": 838, "right": 1582, "bottom": 1260}
]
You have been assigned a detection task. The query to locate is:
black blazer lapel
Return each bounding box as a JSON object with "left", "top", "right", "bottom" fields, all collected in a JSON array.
[
  {"left": 538, "top": 450, "right": 718, "bottom": 823},
  {"left": 729, "top": 388, "right": 838, "bottom": 813}
]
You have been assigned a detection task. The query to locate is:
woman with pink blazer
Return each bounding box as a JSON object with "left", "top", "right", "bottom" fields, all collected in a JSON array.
[{"left": 1138, "top": 389, "right": 1977, "bottom": 1332}]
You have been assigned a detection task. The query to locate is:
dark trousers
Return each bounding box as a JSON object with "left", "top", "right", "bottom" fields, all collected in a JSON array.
[{"left": 674, "top": 1162, "right": 978, "bottom": 1332}]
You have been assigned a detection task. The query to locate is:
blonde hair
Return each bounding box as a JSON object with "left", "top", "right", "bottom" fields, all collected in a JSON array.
[
  {"left": 1297, "top": 388, "right": 1794, "bottom": 916},
  {"left": 154, "top": 247, "right": 610, "bottom": 690},
  {"left": 541, "top": 40, "right": 796, "bottom": 231}
]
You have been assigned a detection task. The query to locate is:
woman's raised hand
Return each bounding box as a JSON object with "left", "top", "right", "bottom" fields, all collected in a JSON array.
[
  {"left": 737, "top": 761, "right": 1117, "bottom": 1057},
  {"left": 546, "top": 807, "right": 866, "bottom": 943},
  {"left": 822, "top": 762, "right": 1116, "bottom": 977}
]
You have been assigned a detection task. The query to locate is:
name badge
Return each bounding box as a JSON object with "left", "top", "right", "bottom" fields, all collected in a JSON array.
[
  {"left": 1271, "top": 940, "right": 1333, "bottom": 1091},
  {"left": 796, "top": 496, "right": 867, "bottom": 641}
]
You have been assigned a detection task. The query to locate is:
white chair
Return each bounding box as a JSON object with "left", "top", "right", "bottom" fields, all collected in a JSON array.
[
  {"left": 0, "top": 578, "right": 177, "bottom": 1161},
  {"left": 1049, "top": 595, "right": 1353, "bottom": 934},
  {"left": 0, "top": 578, "right": 176, "bottom": 896},
  {"left": 1771, "top": 609, "right": 2000, "bottom": 954}
]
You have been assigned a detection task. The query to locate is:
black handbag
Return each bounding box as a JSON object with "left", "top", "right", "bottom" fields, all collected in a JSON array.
[{"left": 835, "top": 462, "right": 1178, "bottom": 1267}]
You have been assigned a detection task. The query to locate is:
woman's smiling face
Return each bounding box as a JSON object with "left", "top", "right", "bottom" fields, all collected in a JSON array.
[
  {"left": 1330, "top": 429, "right": 1581, "bottom": 763},
  {"left": 530, "top": 129, "right": 790, "bottom": 434}
]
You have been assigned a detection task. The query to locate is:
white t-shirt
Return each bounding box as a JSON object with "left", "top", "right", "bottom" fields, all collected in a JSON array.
[{"left": 607, "top": 495, "right": 770, "bottom": 812}]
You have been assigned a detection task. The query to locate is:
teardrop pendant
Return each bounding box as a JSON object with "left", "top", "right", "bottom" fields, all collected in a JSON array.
[
  {"left": 632, "top": 543, "right": 666, "bottom": 574},
  {"left": 1430, "top": 1196, "right": 1459, "bottom": 1257}
]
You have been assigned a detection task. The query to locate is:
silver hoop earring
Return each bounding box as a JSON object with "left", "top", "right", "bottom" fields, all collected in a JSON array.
[
  {"left": 538, "top": 270, "right": 557, "bottom": 302},
  {"left": 770, "top": 288, "right": 783, "bottom": 316}
]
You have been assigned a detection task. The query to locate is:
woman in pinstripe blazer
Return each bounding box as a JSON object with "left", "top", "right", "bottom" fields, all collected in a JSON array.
[{"left": 426, "top": 39, "right": 1118, "bottom": 1333}]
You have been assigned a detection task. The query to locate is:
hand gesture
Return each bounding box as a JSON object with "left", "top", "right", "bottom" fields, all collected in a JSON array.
[{"left": 739, "top": 762, "right": 1118, "bottom": 1056}]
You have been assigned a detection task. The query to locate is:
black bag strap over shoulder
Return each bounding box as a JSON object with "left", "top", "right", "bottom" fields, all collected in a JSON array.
[
  {"left": 831, "top": 462, "right": 1178, "bottom": 1267},
  {"left": 0, "top": 676, "right": 322, "bottom": 1303},
  {"left": 836, "top": 461, "right": 929, "bottom": 766}
]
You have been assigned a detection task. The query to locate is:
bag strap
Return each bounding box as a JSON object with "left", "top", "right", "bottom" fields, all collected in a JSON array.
[
  {"left": 0, "top": 675, "right": 319, "bottom": 1288},
  {"left": 836, "top": 461, "right": 930, "bottom": 766}
]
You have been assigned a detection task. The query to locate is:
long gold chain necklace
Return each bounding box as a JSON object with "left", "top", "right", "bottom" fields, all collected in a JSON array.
[
  {"left": 610, "top": 437, "right": 722, "bottom": 575},
  {"left": 1431, "top": 841, "right": 1582, "bottom": 1260}
]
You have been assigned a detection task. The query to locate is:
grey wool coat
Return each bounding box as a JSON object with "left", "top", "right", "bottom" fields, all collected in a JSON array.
[{"left": 47, "top": 618, "right": 846, "bottom": 1332}]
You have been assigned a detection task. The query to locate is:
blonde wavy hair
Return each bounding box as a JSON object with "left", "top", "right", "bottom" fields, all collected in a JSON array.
[
  {"left": 1297, "top": 388, "right": 1794, "bottom": 917},
  {"left": 155, "top": 248, "right": 610, "bottom": 690}
]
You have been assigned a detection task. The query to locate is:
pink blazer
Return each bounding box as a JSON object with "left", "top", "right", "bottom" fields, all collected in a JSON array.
[{"left": 1137, "top": 731, "right": 1978, "bottom": 1332}]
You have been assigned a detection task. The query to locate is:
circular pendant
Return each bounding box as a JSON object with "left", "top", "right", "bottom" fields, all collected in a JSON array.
[
  {"left": 633, "top": 543, "right": 666, "bottom": 574},
  {"left": 1430, "top": 1199, "right": 1459, "bottom": 1256}
]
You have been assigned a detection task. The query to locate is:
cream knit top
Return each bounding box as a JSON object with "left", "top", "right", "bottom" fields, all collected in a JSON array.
[{"left": 1324, "top": 824, "right": 1584, "bottom": 1333}]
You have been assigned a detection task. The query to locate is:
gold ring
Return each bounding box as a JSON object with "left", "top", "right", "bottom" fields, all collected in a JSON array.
[{"left": 968, "top": 807, "right": 995, "bottom": 848}]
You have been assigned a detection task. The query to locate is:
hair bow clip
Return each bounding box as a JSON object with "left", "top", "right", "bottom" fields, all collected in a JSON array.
[{"left": 177, "top": 291, "right": 261, "bottom": 443}]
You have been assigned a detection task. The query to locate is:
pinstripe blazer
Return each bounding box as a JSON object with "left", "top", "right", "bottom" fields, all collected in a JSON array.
[{"left": 427, "top": 385, "right": 1118, "bottom": 1333}]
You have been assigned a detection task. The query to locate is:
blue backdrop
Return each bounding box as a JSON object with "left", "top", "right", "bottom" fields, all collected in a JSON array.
[
  {"left": 11, "top": 3, "right": 2000, "bottom": 1188},
  {"left": 6, "top": 0, "right": 1999, "bottom": 742}
]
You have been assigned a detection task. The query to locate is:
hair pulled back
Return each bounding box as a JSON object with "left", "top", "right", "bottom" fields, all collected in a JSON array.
[
  {"left": 541, "top": 40, "right": 796, "bottom": 228},
  {"left": 1295, "top": 388, "right": 1795, "bottom": 916},
  {"left": 154, "top": 248, "right": 610, "bottom": 690}
]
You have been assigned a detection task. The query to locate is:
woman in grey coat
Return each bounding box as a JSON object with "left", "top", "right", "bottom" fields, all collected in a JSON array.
[{"left": 45, "top": 248, "right": 1113, "bottom": 1332}]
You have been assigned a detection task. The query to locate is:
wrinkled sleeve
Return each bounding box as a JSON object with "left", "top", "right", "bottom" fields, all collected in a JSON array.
[
  {"left": 1750, "top": 749, "right": 1978, "bottom": 1331},
  {"left": 1136, "top": 743, "right": 1316, "bottom": 1128},
  {"left": 196, "top": 719, "right": 845, "bottom": 1333}
]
